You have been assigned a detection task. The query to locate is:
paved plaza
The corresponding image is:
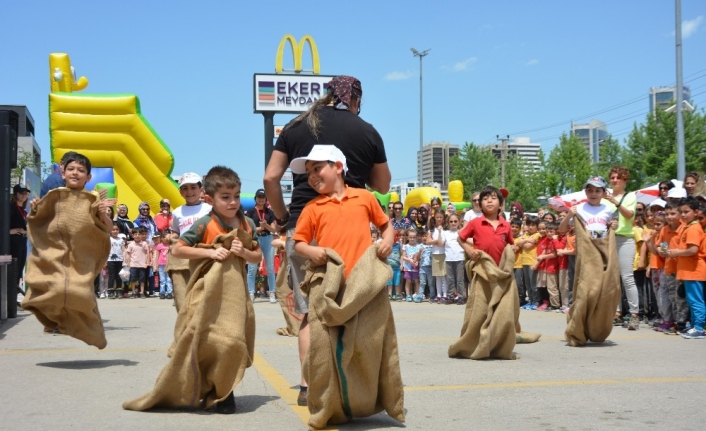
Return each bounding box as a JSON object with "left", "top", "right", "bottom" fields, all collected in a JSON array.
[{"left": 1, "top": 295, "right": 705, "bottom": 430}]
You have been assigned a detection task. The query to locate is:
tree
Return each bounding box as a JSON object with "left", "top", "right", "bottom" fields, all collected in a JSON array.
[
  {"left": 11, "top": 148, "right": 53, "bottom": 185},
  {"left": 594, "top": 135, "right": 625, "bottom": 180},
  {"left": 623, "top": 107, "right": 706, "bottom": 189},
  {"left": 449, "top": 142, "right": 500, "bottom": 199},
  {"left": 544, "top": 133, "right": 593, "bottom": 196},
  {"left": 504, "top": 153, "right": 544, "bottom": 212}
]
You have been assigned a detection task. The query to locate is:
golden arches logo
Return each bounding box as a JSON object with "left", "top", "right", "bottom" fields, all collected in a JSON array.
[{"left": 275, "top": 34, "right": 320, "bottom": 75}]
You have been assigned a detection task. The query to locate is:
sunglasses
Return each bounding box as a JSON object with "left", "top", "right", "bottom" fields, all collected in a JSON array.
[
  {"left": 449, "top": 220, "right": 459, "bottom": 223},
  {"left": 472, "top": 199, "right": 480, "bottom": 203},
  {"left": 659, "top": 186, "right": 669, "bottom": 190},
  {"left": 394, "top": 207, "right": 402, "bottom": 210}
]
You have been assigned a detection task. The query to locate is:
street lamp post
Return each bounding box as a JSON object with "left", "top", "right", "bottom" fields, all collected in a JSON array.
[{"left": 411, "top": 48, "right": 430, "bottom": 154}]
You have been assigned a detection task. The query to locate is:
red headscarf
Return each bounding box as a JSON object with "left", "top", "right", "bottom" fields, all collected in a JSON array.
[{"left": 327, "top": 75, "right": 362, "bottom": 110}]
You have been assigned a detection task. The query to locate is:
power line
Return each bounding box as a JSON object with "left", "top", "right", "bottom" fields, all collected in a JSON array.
[{"left": 499, "top": 68, "right": 706, "bottom": 138}]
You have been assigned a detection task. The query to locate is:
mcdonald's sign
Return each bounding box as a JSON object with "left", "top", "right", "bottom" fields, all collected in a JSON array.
[
  {"left": 254, "top": 35, "right": 334, "bottom": 113},
  {"left": 275, "top": 34, "right": 320, "bottom": 75}
]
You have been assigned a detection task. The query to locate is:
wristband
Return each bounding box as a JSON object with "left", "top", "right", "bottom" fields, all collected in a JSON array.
[{"left": 276, "top": 212, "right": 290, "bottom": 226}]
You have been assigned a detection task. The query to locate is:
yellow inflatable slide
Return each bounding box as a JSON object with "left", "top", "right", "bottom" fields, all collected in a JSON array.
[{"left": 49, "top": 53, "right": 184, "bottom": 213}]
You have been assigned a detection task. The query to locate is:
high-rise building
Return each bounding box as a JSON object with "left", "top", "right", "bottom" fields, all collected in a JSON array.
[
  {"left": 649, "top": 85, "right": 691, "bottom": 114},
  {"left": 571, "top": 119, "right": 607, "bottom": 164},
  {"left": 0, "top": 105, "right": 41, "bottom": 177},
  {"left": 488, "top": 137, "right": 541, "bottom": 171},
  {"left": 417, "top": 142, "right": 459, "bottom": 189}
]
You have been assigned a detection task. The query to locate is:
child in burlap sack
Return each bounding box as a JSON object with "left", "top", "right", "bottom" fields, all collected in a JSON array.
[
  {"left": 559, "top": 176, "right": 620, "bottom": 346},
  {"left": 450, "top": 185, "right": 539, "bottom": 360},
  {"left": 124, "top": 166, "right": 261, "bottom": 415},
  {"left": 22, "top": 152, "right": 114, "bottom": 347},
  {"left": 290, "top": 145, "right": 403, "bottom": 429}
]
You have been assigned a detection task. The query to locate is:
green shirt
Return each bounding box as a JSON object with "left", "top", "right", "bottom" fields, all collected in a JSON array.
[{"left": 604, "top": 192, "right": 636, "bottom": 237}]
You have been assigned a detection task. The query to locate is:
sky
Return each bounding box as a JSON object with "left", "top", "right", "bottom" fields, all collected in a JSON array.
[{"left": 2, "top": 1, "right": 705, "bottom": 192}]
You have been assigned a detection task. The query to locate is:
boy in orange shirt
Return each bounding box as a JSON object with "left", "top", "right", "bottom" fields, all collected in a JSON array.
[
  {"left": 290, "top": 145, "right": 395, "bottom": 405},
  {"left": 664, "top": 197, "right": 705, "bottom": 339},
  {"left": 653, "top": 202, "right": 689, "bottom": 334}
]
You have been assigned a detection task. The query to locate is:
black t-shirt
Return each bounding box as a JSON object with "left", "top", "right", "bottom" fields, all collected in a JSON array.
[
  {"left": 10, "top": 202, "right": 27, "bottom": 230},
  {"left": 245, "top": 206, "right": 277, "bottom": 236},
  {"left": 274, "top": 106, "right": 387, "bottom": 229}
]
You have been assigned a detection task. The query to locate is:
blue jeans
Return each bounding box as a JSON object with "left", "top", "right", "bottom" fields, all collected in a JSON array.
[
  {"left": 158, "top": 264, "right": 173, "bottom": 295},
  {"left": 247, "top": 234, "right": 276, "bottom": 294},
  {"left": 683, "top": 280, "right": 705, "bottom": 331}
]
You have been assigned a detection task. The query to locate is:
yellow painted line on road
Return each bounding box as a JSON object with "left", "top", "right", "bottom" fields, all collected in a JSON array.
[
  {"left": 252, "top": 351, "right": 314, "bottom": 429},
  {"left": 405, "top": 376, "right": 706, "bottom": 392}
]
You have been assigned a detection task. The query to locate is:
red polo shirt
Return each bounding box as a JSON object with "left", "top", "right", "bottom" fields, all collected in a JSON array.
[{"left": 458, "top": 216, "right": 514, "bottom": 265}]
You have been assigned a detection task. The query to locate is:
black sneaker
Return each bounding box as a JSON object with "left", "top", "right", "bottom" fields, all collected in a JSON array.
[
  {"left": 297, "top": 386, "right": 308, "bottom": 406},
  {"left": 215, "top": 392, "right": 236, "bottom": 414},
  {"left": 159, "top": 294, "right": 165, "bottom": 299},
  {"left": 166, "top": 293, "right": 173, "bottom": 299}
]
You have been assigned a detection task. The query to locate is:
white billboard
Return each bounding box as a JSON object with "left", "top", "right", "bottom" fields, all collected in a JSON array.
[{"left": 254, "top": 73, "right": 335, "bottom": 113}]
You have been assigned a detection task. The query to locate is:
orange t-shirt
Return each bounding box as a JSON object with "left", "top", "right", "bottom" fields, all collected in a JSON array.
[
  {"left": 660, "top": 225, "right": 681, "bottom": 275},
  {"left": 293, "top": 187, "right": 389, "bottom": 278},
  {"left": 649, "top": 231, "right": 665, "bottom": 270},
  {"left": 676, "top": 221, "right": 706, "bottom": 281},
  {"left": 566, "top": 232, "right": 576, "bottom": 252}
]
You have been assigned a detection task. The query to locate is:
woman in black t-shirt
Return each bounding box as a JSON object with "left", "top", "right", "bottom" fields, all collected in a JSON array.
[{"left": 9, "top": 184, "right": 30, "bottom": 288}]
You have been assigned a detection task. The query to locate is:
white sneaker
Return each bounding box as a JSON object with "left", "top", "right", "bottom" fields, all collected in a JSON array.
[
  {"left": 249, "top": 292, "right": 255, "bottom": 302},
  {"left": 269, "top": 292, "right": 277, "bottom": 303},
  {"left": 99, "top": 293, "right": 106, "bottom": 299}
]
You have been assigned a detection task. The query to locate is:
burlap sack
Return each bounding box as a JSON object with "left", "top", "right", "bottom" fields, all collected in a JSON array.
[
  {"left": 448, "top": 245, "right": 540, "bottom": 360},
  {"left": 275, "top": 253, "right": 303, "bottom": 336},
  {"left": 166, "top": 237, "right": 189, "bottom": 312},
  {"left": 564, "top": 218, "right": 620, "bottom": 347},
  {"left": 123, "top": 229, "right": 256, "bottom": 411},
  {"left": 21, "top": 188, "right": 111, "bottom": 349},
  {"left": 302, "top": 246, "right": 405, "bottom": 430}
]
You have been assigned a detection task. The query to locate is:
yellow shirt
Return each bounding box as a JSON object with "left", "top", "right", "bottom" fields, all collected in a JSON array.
[
  {"left": 520, "top": 232, "right": 540, "bottom": 266},
  {"left": 513, "top": 236, "right": 523, "bottom": 269},
  {"left": 633, "top": 226, "right": 644, "bottom": 270}
]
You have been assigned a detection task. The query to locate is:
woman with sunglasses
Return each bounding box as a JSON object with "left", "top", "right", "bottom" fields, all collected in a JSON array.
[
  {"left": 391, "top": 202, "right": 412, "bottom": 230},
  {"left": 658, "top": 180, "right": 675, "bottom": 200}
]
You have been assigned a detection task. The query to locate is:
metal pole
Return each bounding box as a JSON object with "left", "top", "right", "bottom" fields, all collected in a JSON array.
[
  {"left": 675, "top": 0, "right": 685, "bottom": 179},
  {"left": 263, "top": 112, "right": 275, "bottom": 169},
  {"left": 419, "top": 54, "right": 423, "bottom": 153}
]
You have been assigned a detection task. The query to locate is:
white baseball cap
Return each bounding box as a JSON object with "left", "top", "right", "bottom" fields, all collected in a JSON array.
[
  {"left": 667, "top": 187, "right": 687, "bottom": 199},
  {"left": 289, "top": 145, "right": 348, "bottom": 175},
  {"left": 178, "top": 172, "right": 202, "bottom": 187},
  {"left": 649, "top": 198, "right": 667, "bottom": 209}
]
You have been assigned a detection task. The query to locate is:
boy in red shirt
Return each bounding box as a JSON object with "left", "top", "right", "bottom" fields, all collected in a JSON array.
[
  {"left": 532, "top": 221, "right": 557, "bottom": 311},
  {"left": 457, "top": 185, "right": 514, "bottom": 264},
  {"left": 665, "top": 197, "right": 705, "bottom": 339},
  {"left": 550, "top": 222, "right": 569, "bottom": 312}
]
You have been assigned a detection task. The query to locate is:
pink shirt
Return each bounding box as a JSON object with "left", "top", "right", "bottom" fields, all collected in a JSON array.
[
  {"left": 127, "top": 241, "right": 150, "bottom": 268},
  {"left": 156, "top": 243, "right": 169, "bottom": 266}
]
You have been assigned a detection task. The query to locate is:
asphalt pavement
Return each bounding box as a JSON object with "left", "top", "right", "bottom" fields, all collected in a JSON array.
[{"left": 1, "top": 293, "right": 705, "bottom": 431}]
